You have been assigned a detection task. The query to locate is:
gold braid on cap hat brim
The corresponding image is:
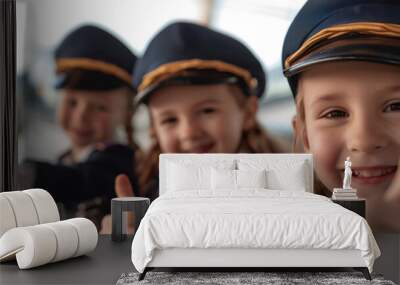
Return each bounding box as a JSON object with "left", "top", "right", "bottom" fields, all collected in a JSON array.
[
  {"left": 285, "top": 22, "right": 400, "bottom": 69},
  {"left": 56, "top": 58, "right": 132, "bottom": 85},
  {"left": 138, "top": 59, "right": 258, "bottom": 92}
]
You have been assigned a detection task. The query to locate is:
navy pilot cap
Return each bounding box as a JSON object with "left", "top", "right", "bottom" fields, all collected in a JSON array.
[
  {"left": 54, "top": 24, "right": 137, "bottom": 91},
  {"left": 282, "top": 0, "right": 400, "bottom": 96},
  {"left": 133, "top": 21, "right": 266, "bottom": 104}
]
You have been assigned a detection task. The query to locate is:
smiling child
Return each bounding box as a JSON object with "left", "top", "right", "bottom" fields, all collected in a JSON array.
[
  {"left": 134, "top": 21, "right": 289, "bottom": 200},
  {"left": 282, "top": 0, "right": 400, "bottom": 232}
]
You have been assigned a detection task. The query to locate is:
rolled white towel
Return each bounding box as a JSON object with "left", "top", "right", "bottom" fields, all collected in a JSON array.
[
  {"left": 0, "top": 218, "right": 98, "bottom": 269},
  {"left": 0, "top": 191, "right": 39, "bottom": 227},
  {"left": 42, "top": 221, "right": 79, "bottom": 262},
  {"left": 65, "top": 218, "right": 98, "bottom": 257},
  {"left": 0, "top": 226, "right": 57, "bottom": 269},
  {"left": 23, "top": 189, "right": 60, "bottom": 224},
  {"left": 0, "top": 196, "right": 17, "bottom": 237},
  {"left": 0, "top": 189, "right": 60, "bottom": 238}
]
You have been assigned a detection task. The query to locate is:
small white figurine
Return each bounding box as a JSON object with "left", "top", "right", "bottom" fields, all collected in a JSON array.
[{"left": 343, "top": 157, "right": 352, "bottom": 190}]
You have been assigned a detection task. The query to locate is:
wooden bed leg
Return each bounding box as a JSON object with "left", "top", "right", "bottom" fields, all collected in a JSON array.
[
  {"left": 354, "top": 267, "right": 371, "bottom": 280},
  {"left": 138, "top": 268, "right": 148, "bottom": 281}
]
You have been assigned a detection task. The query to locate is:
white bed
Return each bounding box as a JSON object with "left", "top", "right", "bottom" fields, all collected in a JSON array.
[{"left": 131, "top": 154, "right": 380, "bottom": 280}]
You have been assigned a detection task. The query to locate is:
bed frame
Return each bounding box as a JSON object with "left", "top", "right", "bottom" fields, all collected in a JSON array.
[
  {"left": 139, "top": 248, "right": 371, "bottom": 280},
  {"left": 139, "top": 154, "right": 371, "bottom": 280}
]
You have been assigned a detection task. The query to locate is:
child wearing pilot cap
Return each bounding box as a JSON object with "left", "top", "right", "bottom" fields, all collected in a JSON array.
[
  {"left": 282, "top": 0, "right": 400, "bottom": 232},
  {"left": 22, "top": 24, "right": 140, "bottom": 229},
  {"left": 133, "top": 21, "right": 289, "bottom": 200}
]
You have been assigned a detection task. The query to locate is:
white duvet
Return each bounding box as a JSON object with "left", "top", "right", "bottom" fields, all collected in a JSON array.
[{"left": 131, "top": 190, "right": 380, "bottom": 273}]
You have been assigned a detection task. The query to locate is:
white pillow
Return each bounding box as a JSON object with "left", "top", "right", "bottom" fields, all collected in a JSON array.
[
  {"left": 237, "top": 159, "right": 308, "bottom": 191},
  {"left": 166, "top": 159, "right": 235, "bottom": 170},
  {"left": 167, "top": 162, "right": 210, "bottom": 191},
  {"left": 211, "top": 168, "right": 236, "bottom": 190},
  {"left": 211, "top": 169, "right": 267, "bottom": 190},
  {"left": 236, "top": 169, "right": 267, "bottom": 189},
  {"left": 166, "top": 159, "right": 235, "bottom": 191}
]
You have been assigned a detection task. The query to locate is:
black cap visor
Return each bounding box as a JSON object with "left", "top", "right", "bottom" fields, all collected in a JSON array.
[
  {"left": 55, "top": 69, "right": 132, "bottom": 91},
  {"left": 284, "top": 36, "right": 400, "bottom": 78},
  {"left": 136, "top": 69, "right": 251, "bottom": 105}
]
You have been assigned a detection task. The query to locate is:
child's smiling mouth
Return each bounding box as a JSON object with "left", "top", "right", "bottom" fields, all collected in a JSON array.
[
  {"left": 73, "top": 129, "right": 93, "bottom": 138},
  {"left": 350, "top": 166, "right": 397, "bottom": 185},
  {"left": 184, "top": 142, "right": 215, "bottom": 153}
]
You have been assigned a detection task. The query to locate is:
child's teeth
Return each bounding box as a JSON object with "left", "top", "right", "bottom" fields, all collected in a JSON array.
[{"left": 354, "top": 168, "right": 394, "bottom": 177}]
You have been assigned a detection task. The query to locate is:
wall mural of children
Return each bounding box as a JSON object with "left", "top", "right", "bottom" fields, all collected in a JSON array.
[
  {"left": 100, "top": 21, "right": 290, "bottom": 233},
  {"left": 282, "top": 0, "right": 400, "bottom": 232},
  {"left": 19, "top": 24, "right": 141, "bottom": 229}
]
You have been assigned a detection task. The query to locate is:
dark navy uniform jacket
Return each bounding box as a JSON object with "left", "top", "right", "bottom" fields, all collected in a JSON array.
[{"left": 25, "top": 144, "right": 140, "bottom": 228}]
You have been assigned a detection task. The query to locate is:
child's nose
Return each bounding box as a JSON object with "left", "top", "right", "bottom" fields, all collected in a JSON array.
[
  {"left": 74, "top": 104, "right": 91, "bottom": 124},
  {"left": 179, "top": 117, "right": 201, "bottom": 141},
  {"left": 347, "top": 116, "right": 387, "bottom": 153}
]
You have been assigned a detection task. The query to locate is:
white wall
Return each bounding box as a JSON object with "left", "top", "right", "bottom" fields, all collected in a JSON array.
[{"left": 23, "top": 0, "right": 204, "bottom": 53}]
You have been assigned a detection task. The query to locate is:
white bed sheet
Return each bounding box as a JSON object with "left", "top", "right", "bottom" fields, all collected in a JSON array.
[{"left": 131, "top": 190, "right": 380, "bottom": 273}]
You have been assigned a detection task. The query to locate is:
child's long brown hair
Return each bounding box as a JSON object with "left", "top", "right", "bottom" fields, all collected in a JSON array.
[
  {"left": 121, "top": 87, "right": 139, "bottom": 151},
  {"left": 138, "top": 88, "right": 287, "bottom": 195}
]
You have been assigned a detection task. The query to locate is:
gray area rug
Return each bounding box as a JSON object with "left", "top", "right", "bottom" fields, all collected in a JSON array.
[{"left": 117, "top": 272, "right": 396, "bottom": 285}]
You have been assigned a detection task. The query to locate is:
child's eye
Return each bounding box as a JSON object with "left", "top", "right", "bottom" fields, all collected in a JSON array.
[
  {"left": 95, "top": 104, "right": 108, "bottom": 112},
  {"left": 161, "top": 117, "right": 177, "bottom": 125},
  {"left": 201, "top": 107, "right": 217, "bottom": 114},
  {"left": 322, "top": 109, "right": 348, "bottom": 119},
  {"left": 66, "top": 98, "right": 77, "bottom": 108},
  {"left": 383, "top": 101, "right": 400, "bottom": 112}
]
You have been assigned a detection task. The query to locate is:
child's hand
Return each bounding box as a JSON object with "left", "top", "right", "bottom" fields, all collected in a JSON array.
[
  {"left": 115, "top": 174, "right": 136, "bottom": 234},
  {"left": 99, "top": 174, "right": 136, "bottom": 234},
  {"left": 385, "top": 160, "right": 400, "bottom": 204},
  {"left": 115, "top": 174, "right": 134, "bottom": 197}
]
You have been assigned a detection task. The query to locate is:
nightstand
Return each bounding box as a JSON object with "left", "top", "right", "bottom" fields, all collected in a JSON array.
[
  {"left": 332, "top": 199, "right": 366, "bottom": 218},
  {"left": 111, "top": 197, "right": 150, "bottom": 242}
]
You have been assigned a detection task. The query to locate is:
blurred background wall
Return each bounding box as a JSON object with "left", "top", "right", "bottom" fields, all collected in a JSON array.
[{"left": 16, "top": 0, "right": 306, "bottom": 162}]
